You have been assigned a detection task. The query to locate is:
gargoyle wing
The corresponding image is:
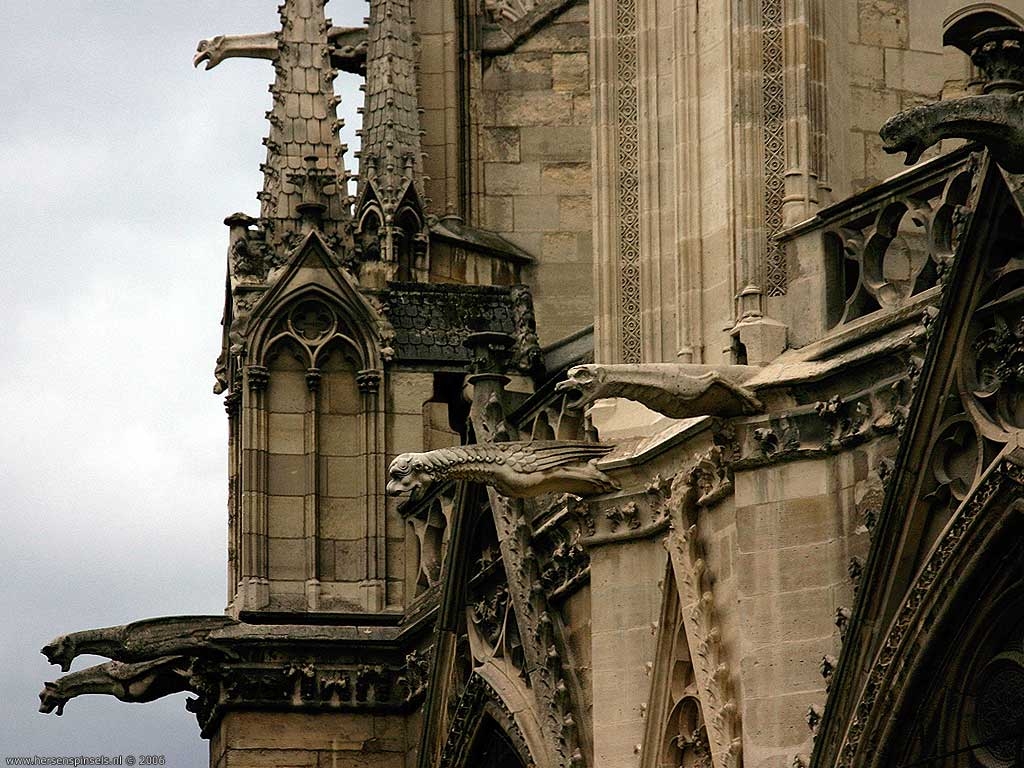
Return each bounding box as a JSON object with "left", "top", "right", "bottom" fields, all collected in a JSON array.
[{"left": 502, "top": 441, "right": 615, "bottom": 474}]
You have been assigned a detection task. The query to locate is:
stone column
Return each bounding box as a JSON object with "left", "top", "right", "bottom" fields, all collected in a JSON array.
[
  {"left": 225, "top": 388, "right": 242, "bottom": 609},
  {"left": 782, "top": 0, "right": 829, "bottom": 227},
  {"left": 672, "top": 0, "right": 704, "bottom": 363},
  {"left": 304, "top": 367, "right": 322, "bottom": 611},
  {"left": 358, "top": 368, "right": 387, "bottom": 611},
  {"left": 240, "top": 365, "right": 270, "bottom": 612}
]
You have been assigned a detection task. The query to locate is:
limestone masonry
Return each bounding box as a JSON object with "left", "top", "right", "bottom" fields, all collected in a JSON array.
[{"left": 39, "top": 1, "right": 1024, "bottom": 767}]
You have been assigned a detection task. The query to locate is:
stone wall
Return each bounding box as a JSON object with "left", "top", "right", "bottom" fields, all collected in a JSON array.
[
  {"left": 476, "top": 3, "right": 594, "bottom": 345},
  {"left": 209, "top": 711, "right": 408, "bottom": 768},
  {"left": 723, "top": 444, "right": 886, "bottom": 768},
  {"left": 840, "top": 0, "right": 1024, "bottom": 192},
  {"left": 588, "top": 538, "right": 666, "bottom": 766}
]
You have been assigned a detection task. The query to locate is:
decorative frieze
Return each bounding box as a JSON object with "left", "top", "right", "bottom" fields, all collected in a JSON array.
[
  {"left": 762, "top": 0, "right": 787, "bottom": 296},
  {"left": 615, "top": 0, "right": 642, "bottom": 363}
]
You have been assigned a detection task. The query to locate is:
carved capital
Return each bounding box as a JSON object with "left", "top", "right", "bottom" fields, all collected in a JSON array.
[
  {"left": 223, "top": 390, "right": 242, "bottom": 417},
  {"left": 305, "top": 367, "right": 322, "bottom": 392},
  {"left": 246, "top": 366, "right": 269, "bottom": 392},
  {"left": 357, "top": 369, "right": 381, "bottom": 395}
]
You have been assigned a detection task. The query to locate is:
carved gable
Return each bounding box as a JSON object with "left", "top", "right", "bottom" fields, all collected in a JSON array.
[
  {"left": 641, "top": 566, "right": 713, "bottom": 768},
  {"left": 221, "top": 230, "right": 391, "bottom": 615},
  {"left": 813, "top": 154, "right": 1024, "bottom": 768}
]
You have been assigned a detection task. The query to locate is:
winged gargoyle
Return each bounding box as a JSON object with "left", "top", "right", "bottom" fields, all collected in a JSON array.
[
  {"left": 386, "top": 442, "right": 619, "bottom": 498},
  {"left": 553, "top": 363, "right": 763, "bottom": 419},
  {"left": 39, "top": 655, "right": 194, "bottom": 716},
  {"left": 194, "top": 26, "right": 368, "bottom": 75},
  {"left": 41, "top": 615, "right": 237, "bottom": 673}
]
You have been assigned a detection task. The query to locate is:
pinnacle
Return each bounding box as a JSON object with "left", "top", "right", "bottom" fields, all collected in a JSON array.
[
  {"left": 356, "top": 0, "right": 425, "bottom": 217},
  {"left": 259, "top": 0, "right": 352, "bottom": 245}
]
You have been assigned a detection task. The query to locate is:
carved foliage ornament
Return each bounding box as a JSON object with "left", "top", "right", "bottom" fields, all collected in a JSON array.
[
  {"left": 661, "top": 442, "right": 743, "bottom": 768},
  {"left": 961, "top": 268, "right": 1024, "bottom": 439}
]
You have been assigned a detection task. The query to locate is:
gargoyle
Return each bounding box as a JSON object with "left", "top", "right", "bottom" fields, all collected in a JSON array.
[
  {"left": 881, "top": 26, "right": 1024, "bottom": 173},
  {"left": 193, "top": 26, "right": 368, "bottom": 75},
  {"left": 386, "top": 442, "right": 619, "bottom": 498},
  {"left": 39, "top": 655, "right": 194, "bottom": 716},
  {"left": 42, "top": 615, "right": 237, "bottom": 672},
  {"left": 880, "top": 91, "right": 1024, "bottom": 172},
  {"left": 554, "top": 363, "right": 763, "bottom": 419}
]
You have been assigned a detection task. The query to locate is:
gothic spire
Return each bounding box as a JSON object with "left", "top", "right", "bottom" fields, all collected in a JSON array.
[
  {"left": 260, "top": 0, "right": 353, "bottom": 246},
  {"left": 354, "top": 0, "right": 429, "bottom": 282},
  {"left": 358, "top": 0, "right": 425, "bottom": 215}
]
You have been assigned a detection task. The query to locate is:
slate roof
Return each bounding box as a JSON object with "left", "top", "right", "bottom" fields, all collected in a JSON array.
[{"left": 381, "top": 283, "right": 522, "bottom": 364}]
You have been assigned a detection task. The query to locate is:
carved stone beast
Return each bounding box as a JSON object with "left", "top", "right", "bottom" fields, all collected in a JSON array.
[
  {"left": 387, "top": 441, "right": 619, "bottom": 498},
  {"left": 555, "top": 363, "right": 763, "bottom": 419},
  {"left": 39, "top": 656, "right": 194, "bottom": 716}
]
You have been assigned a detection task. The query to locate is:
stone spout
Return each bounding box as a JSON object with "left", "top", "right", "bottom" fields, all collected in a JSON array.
[
  {"left": 193, "top": 27, "right": 367, "bottom": 75},
  {"left": 39, "top": 656, "right": 193, "bottom": 716},
  {"left": 387, "top": 442, "right": 619, "bottom": 498},
  {"left": 880, "top": 92, "right": 1024, "bottom": 173},
  {"left": 554, "top": 363, "right": 763, "bottom": 419},
  {"left": 193, "top": 32, "right": 279, "bottom": 69}
]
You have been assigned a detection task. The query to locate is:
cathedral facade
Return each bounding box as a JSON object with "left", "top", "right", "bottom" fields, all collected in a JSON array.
[{"left": 39, "top": 1, "right": 1024, "bottom": 767}]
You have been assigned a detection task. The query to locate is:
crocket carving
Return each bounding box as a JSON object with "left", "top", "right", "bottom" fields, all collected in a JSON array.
[{"left": 386, "top": 442, "right": 619, "bottom": 498}]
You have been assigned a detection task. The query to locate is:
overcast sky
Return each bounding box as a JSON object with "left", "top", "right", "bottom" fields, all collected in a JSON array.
[{"left": 1, "top": 1, "right": 364, "bottom": 761}]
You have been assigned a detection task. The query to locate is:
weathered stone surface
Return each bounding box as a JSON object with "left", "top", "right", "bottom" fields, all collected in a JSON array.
[
  {"left": 519, "top": 126, "right": 590, "bottom": 161},
  {"left": 492, "top": 91, "right": 574, "bottom": 126},
  {"left": 485, "top": 162, "right": 542, "bottom": 195},
  {"left": 858, "top": 0, "right": 909, "bottom": 48},
  {"left": 482, "top": 127, "right": 522, "bottom": 163},
  {"left": 48, "top": 5, "right": 1021, "bottom": 768},
  {"left": 539, "top": 162, "right": 591, "bottom": 195}
]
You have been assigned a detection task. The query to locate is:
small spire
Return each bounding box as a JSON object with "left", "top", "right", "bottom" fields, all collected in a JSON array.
[
  {"left": 260, "top": 0, "right": 351, "bottom": 246},
  {"left": 353, "top": 0, "right": 429, "bottom": 283}
]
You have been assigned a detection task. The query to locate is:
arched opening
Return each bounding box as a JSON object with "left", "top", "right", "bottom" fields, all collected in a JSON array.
[
  {"left": 395, "top": 207, "right": 423, "bottom": 282},
  {"left": 877, "top": 499, "right": 1024, "bottom": 768},
  {"left": 464, "top": 715, "right": 528, "bottom": 768}
]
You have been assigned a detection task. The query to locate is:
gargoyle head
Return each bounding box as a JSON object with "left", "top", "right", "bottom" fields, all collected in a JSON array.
[
  {"left": 41, "top": 635, "right": 76, "bottom": 673},
  {"left": 193, "top": 36, "right": 226, "bottom": 69},
  {"left": 879, "top": 108, "right": 932, "bottom": 167},
  {"left": 554, "top": 365, "right": 607, "bottom": 411},
  {"left": 386, "top": 453, "right": 434, "bottom": 496},
  {"left": 38, "top": 682, "right": 67, "bottom": 715}
]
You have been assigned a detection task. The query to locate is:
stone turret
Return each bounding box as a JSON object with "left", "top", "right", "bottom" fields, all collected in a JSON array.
[{"left": 353, "top": 0, "right": 431, "bottom": 285}]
